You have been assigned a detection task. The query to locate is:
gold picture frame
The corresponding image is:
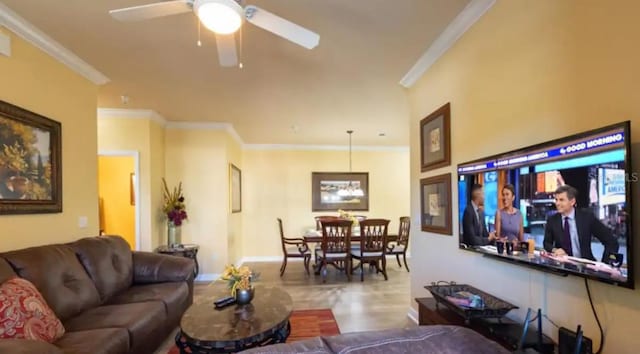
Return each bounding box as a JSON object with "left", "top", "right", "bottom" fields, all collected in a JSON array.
[
  {"left": 130, "top": 172, "right": 135, "bottom": 206},
  {"left": 230, "top": 163, "right": 242, "bottom": 213}
]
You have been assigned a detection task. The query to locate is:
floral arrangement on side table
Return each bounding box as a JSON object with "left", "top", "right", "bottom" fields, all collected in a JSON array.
[
  {"left": 162, "top": 178, "right": 188, "bottom": 226},
  {"left": 221, "top": 265, "right": 259, "bottom": 305}
]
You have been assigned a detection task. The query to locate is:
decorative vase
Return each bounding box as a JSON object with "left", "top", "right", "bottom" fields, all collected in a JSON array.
[
  {"left": 167, "top": 222, "right": 182, "bottom": 247},
  {"left": 235, "top": 287, "right": 255, "bottom": 305}
]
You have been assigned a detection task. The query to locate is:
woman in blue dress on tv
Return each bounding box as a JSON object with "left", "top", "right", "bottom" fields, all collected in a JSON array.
[{"left": 495, "top": 184, "right": 524, "bottom": 245}]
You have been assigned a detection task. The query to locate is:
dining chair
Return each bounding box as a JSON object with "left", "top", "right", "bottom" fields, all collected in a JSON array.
[
  {"left": 314, "top": 215, "right": 340, "bottom": 230},
  {"left": 387, "top": 216, "right": 410, "bottom": 272},
  {"left": 351, "top": 219, "right": 390, "bottom": 281},
  {"left": 317, "top": 219, "right": 353, "bottom": 283},
  {"left": 277, "top": 218, "right": 311, "bottom": 276}
]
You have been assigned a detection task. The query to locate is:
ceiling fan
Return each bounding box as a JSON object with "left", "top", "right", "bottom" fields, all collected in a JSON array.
[{"left": 109, "top": 0, "right": 320, "bottom": 67}]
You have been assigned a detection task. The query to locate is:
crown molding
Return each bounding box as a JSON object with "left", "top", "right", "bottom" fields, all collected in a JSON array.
[
  {"left": 243, "top": 144, "right": 409, "bottom": 152},
  {"left": 96, "top": 112, "right": 406, "bottom": 151},
  {"left": 97, "top": 108, "right": 167, "bottom": 126},
  {"left": 399, "top": 0, "right": 495, "bottom": 88},
  {"left": 0, "top": 30, "right": 10, "bottom": 56},
  {"left": 165, "top": 121, "right": 245, "bottom": 145},
  {"left": 0, "top": 4, "right": 109, "bottom": 85}
]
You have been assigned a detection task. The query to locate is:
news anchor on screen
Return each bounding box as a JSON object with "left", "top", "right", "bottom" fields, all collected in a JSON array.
[
  {"left": 543, "top": 184, "right": 618, "bottom": 261},
  {"left": 463, "top": 184, "right": 498, "bottom": 246}
]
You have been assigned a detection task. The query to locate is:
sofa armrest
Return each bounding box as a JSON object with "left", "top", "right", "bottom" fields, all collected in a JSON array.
[
  {"left": 132, "top": 251, "right": 195, "bottom": 284},
  {"left": 0, "top": 339, "right": 64, "bottom": 354}
]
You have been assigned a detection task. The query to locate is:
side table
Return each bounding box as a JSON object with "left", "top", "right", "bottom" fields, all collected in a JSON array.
[{"left": 155, "top": 244, "right": 200, "bottom": 279}]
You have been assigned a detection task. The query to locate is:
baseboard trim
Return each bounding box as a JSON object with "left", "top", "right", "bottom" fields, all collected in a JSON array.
[
  {"left": 407, "top": 307, "right": 419, "bottom": 325},
  {"left": 195, "top": 273, "right": 220, "bottom": 282},
  {"left": 237, "top": 256, "right": 304, "bottom": 265}
]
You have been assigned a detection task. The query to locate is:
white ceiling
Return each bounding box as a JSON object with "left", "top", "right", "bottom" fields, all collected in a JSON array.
[{"left": 1, "top": 0, "right": 471, "bottom": 145}]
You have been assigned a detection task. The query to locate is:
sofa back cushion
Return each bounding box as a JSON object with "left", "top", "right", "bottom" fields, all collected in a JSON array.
[
  {"left": 1, "top": 244, "right": 101, "bottom": 321},
  {"left": 0, "top": 258, "right": 17, "bottom": 284},
  {"left": 69, "top": 236, "right": 133, "bottom": 302}
]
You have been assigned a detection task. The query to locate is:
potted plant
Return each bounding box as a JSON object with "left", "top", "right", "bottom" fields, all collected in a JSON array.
[{"left": 221, "top": 265, "right": 259, "bottom": 305}]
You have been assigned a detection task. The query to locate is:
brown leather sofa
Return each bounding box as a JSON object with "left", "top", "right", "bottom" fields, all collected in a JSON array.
[{"left": 0, "top": 235, "right": 195, "bottom": 354}]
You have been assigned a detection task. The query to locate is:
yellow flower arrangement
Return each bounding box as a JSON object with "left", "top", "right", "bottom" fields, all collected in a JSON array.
[
  {"left": 221, "top": 265, "right": 259, "bottom": 296},
  {"left": 338, "top": 209, "right": 359, "bottom": 226}
]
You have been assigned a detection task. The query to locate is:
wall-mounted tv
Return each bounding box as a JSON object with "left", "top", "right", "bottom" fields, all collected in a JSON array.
[{"left": 457, "top": 121, "right": 634, "bottom": 289}]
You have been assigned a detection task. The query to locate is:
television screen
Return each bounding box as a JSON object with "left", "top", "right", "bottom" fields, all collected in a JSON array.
[{"left": 457, "top": 121, "right": 633, "bottom": 288}]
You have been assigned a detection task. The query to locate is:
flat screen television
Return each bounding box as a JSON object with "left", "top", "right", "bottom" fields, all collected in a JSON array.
[{"left": 457, "top": 121, "right": 634, "bottom": 288}]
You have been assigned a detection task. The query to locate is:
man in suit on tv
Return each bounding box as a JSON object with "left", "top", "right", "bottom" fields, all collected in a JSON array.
[
  {"left": 462, "top": 184, "right": 498, "bottom": 246},
  {"left": 543, "top": 184, "right": 618, "bottom": 261}
]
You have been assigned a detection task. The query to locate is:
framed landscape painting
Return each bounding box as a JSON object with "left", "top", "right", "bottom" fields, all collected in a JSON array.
[
  {"left": 420, "top": 102, "right": 451, "bottom": 172},
  {"left": 0, "top": 100, "right": 62, "bottom": 214},
  {"left": 311, "top": 172, "right": 369, "bottom": 211}
]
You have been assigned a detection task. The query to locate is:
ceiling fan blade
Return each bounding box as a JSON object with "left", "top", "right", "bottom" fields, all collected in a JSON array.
[
  {"left": 109, "top": 0, "right": 192, "bottom": 22},
  {"left": 245, "top": 5, "right": 320, "bottom": 49},
  {"left": 215, "top": 33, "right": 238, "bottom": 67}
]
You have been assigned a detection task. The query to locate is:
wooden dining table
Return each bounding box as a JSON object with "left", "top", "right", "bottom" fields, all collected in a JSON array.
[
  {"left": 303, "top": 234, "right": 399, "bottom": 243},
  {"left": 303, "top": 234, "right": 400, "bottom": 276}
]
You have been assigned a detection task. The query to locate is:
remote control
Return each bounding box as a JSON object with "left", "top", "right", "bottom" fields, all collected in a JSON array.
[
  {"left": 214, "top": 296, "right": 234, "bottom": 305},
  {"left": 214, "top": 296, "right": 236, "bottom": 309}
]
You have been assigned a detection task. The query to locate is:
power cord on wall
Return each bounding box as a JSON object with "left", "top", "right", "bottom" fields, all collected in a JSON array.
[{"left": 585, "top": 278, "right": 604, "bottom": 354}]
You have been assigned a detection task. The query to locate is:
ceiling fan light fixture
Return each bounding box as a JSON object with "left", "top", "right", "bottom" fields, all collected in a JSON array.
[{"left": 195, "top": 0, "right": 244, "bottom": 35}]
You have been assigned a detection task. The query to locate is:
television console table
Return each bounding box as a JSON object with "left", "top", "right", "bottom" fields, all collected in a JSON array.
[{"left": 415, "top": 297, "right": 555, "bottom": 353}]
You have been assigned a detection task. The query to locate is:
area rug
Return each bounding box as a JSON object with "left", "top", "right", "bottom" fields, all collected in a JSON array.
[{"left": 167, "top": 308, "right": 340, "bottom": 353}]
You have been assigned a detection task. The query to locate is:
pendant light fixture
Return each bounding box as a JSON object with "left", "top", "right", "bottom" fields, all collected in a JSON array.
[{"left": 337, "top": 130, "right": 364, "bottom": 197}]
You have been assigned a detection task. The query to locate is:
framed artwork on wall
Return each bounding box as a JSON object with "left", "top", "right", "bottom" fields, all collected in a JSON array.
[
  {"left": 420, "top": 102, "right": 451, "bottom": 172},
  {"left": 311, "top": 172, "right": 369, "bottom": 211},
  {"left": 230, "top": 164, "right": 242, "bottom": 213},
  {"left": 420, "top": 173, "right": 452, "bottom": 235},
  {"left": 0, "top": 100, "right": 62, "bottom": 214},
  {"left": 130, "top": 172, "right": 136, "bottom": 206}
]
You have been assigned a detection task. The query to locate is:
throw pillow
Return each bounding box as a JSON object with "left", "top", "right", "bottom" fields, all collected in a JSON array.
[{"left": 0, "top": 277, "right": 65, "bottom": 342}]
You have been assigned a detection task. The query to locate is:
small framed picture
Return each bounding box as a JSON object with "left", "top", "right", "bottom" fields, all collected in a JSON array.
[
  {"left": 420, "top": 103, "right": 451, "bottom": 172},
  {"left": 230, "top": 164, "right": 242, "bottom": 213},
  {"left": 420, "top": 173, "right": 452, "bottom": 235}
]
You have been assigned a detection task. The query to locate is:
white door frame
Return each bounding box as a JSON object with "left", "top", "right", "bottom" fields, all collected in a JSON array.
[{"left": 97, "top": 150, "right": 141, "bottom": 251}]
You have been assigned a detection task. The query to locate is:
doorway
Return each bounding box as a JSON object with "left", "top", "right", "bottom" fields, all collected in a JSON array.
[{"left": 97, "top": 151, "right": 140, "bottom": 250}]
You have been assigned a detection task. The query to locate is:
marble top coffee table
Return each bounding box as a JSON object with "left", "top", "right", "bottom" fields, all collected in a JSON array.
[{"left": 176, "top": 284, "right": 293, "bottom": 353}]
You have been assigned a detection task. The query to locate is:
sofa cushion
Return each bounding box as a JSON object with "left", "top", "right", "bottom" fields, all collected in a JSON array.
[
  {"left": 0, "top": 277, "right": 65, "bottom": 342},
  {"left": 323, "top": 326, "right": 510, "bottom": 354},
  {"left": 69, "top": 236, "right": 133, "bottom": 302},
  {"left": 63, "top": 301, "right": 166, "bottom": 354},
  {"left": 0, "top": 338, "right": 63, "bottom": 354},
  {"left": 2, "top": 244, "right": 101, "bottom": 321},
  {"left": 54, "top": 328, "right": 129, "bottom": 354},
  {"left": 0, "top": 258, "right": 17, "bottom": 284},
  {"left": 107, "top": 282, "right": 189, "bottom": 323}
]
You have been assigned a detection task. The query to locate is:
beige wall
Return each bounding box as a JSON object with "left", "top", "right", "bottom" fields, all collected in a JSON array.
[
  {"left": 408, "top": 1, "right": 640, "bottom": 351},
  {"left": 164, "top": 128, "right": 229, "bottom": 277},
  {"left": 227, "top": 134, "right": 243, "bottom": 265},
  {"left": 149, "top": 121, "right": 165, "bottom": 248},
  {"left": 98, "top": 118, "right": 153, "bottom": 250},
  {"left": 0, "top": 29, "right": 99, "bottom": 251},
  {"left": 242, "top": 148, "right": 410, "bottom": 258}
]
